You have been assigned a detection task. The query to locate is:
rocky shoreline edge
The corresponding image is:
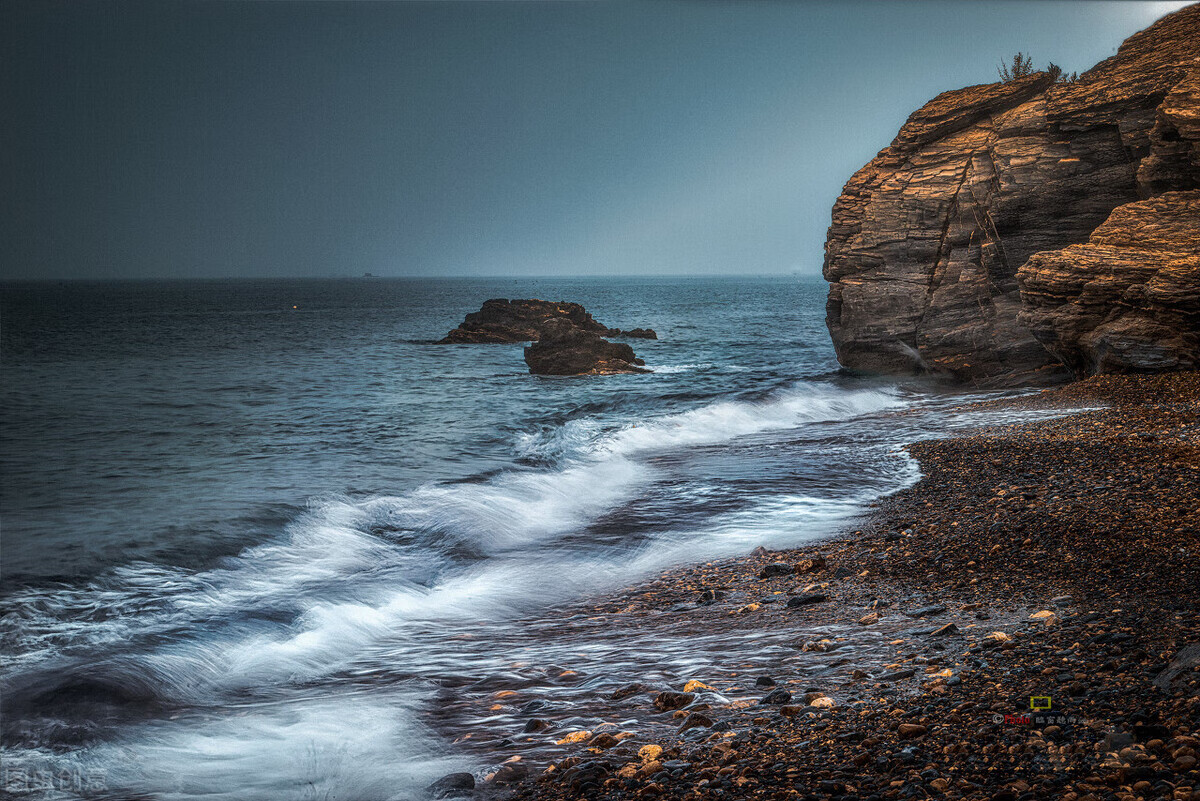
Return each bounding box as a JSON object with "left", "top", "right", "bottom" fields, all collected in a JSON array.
[{"left": 444, "top": 372, "right": 1200, "bottom": 801}]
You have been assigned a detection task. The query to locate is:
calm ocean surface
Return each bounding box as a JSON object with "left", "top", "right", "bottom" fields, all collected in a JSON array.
[{"left": 1, "top": 277, "right": 1028, "bottom": 799}]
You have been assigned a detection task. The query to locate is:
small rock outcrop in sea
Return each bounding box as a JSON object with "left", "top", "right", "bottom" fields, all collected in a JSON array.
[
  {"left": 438, "top": 298, "right": 656, "bottom": 375},
  {"left": 608, "top": 327, "right": 658, "bottom": 339},
  {"left": 438, "top": 298, "right": 655, "bottom": 343},
  {"left": 438, "top": 298, "right": 610, "bottom": 343},
  {"left": 523, "top": 319, "right": 650, "bottom": 376},
  {"left": 823, "top": 4, "right": 1200, "bottom": 383}
]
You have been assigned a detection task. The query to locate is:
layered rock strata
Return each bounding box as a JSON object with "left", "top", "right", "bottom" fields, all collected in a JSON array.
[
  {"left": 823, "top": 4, "right": 1199, "bottom": 383},
  {"left": 1019, "top": 191, "right": 1199, "bottom": 375}
]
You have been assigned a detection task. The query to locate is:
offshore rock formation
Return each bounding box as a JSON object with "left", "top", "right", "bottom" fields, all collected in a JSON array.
[
  {"left": 1019, "top": 191, "right": 1199, "bottom": 375},
  {"left": 523, "top": 319, "right": 650, "bottom": 376},
  {"left": 440, "top": 298, "right": 655, "bottom": 375},
  {"left": 439, "top": 298, "right": 611, "bottom": 344},
  {"left": 610, "top": 328, "right": 658, "bottom": 340},
  {"left": 439, "top": 298, "right": 655, "bottom": 375},
  {"left": 439, "top": 298, "right": 656, "bottom": 344},
  {"left": 823, "top": 4, "right": 1199, "bottom": 384}
]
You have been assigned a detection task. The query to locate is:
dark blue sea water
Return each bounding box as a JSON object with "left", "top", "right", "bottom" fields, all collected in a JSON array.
[{"left": 0, "top": 277, "right": 1037, "bottom": 799}]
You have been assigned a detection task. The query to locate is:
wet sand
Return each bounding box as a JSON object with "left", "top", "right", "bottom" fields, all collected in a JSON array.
[{"left": 484, "top": 372, "right": 1200, "bottom": 801}]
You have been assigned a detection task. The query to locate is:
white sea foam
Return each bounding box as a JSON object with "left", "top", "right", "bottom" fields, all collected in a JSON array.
[
  {"left": 643, "top": 362, "right": 714, "bottom": 374},
  {"left": 594, "top": 385, "right": 901, "bottom": 457},
  {"left": 153, "top": 386, "right": 902, "bottom": 684},
  {"left": 5, "top": 383, "right": 907, "bottom": 682},
  {"left": 518, "top": 382, "right": 904, "bottom": 463},
  {"left": 1, "top": 380, "right": 917, "bottom": 800},
  {"left": 50, "top": 695, "right": 460, "bottom": 801}
]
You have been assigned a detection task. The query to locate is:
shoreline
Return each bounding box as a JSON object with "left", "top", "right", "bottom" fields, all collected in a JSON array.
[{"left": 488, "top": 372, "right": 1200, "bottom": 801}]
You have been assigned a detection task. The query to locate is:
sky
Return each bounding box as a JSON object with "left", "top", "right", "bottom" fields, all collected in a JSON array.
[{"left": 1, "top": 0, "right": 1192, "bottom": 280}]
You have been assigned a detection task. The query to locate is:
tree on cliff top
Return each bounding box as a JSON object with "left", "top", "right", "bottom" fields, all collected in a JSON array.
[
  {"left": 1047, "top": 62, "right": 1079, "bottom": 83},
  {"left": 998, "top": 52, "right": 1034, "bottom": 82},
  {"left": 998, "top": 54, "right": 1078, "bottom": 84}
]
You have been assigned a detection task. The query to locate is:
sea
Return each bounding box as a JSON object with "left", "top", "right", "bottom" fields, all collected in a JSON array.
[{"left": 0, "top": 276, "right": 1041, "bottom": 800}]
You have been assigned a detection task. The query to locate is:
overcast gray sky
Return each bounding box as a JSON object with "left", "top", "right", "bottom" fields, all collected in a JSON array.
[{"left": 2, "top": 0, "right": 1191, "bottom": 280}]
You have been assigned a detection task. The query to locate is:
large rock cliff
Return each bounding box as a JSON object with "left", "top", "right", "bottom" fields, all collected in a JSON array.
[{"left": 823, "top": 4, "right": 1199, "bottom": 384}]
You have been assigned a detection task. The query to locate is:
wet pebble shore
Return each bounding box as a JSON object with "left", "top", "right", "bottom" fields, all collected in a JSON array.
[{"left": 462, "top": 372, "right": 1200, "bottom": 801}]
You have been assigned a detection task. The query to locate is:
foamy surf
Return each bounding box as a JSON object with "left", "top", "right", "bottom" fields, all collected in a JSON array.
[
  {"left": 641, "top": 363, "right": 714, "bottom": 374},
  {"left": 1, "top": 378, "right": 927, "bottom": 800}
]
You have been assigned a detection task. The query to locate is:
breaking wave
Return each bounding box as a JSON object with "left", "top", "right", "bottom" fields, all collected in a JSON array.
[{"left": 1, "top": 380, "right": 916, "bottom": 799}]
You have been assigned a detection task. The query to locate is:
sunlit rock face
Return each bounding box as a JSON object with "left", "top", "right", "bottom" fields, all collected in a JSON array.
[
  {"left": 823, "top": 4, "right": 1199, "bottom": 385},
  {"left": 1019, "top": 191, "right": 1200, "bottom": 376}
]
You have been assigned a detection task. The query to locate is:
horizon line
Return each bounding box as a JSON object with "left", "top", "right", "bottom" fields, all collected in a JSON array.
[{"left": 1, "top": 271, "right": 827, "bottom": 283}]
